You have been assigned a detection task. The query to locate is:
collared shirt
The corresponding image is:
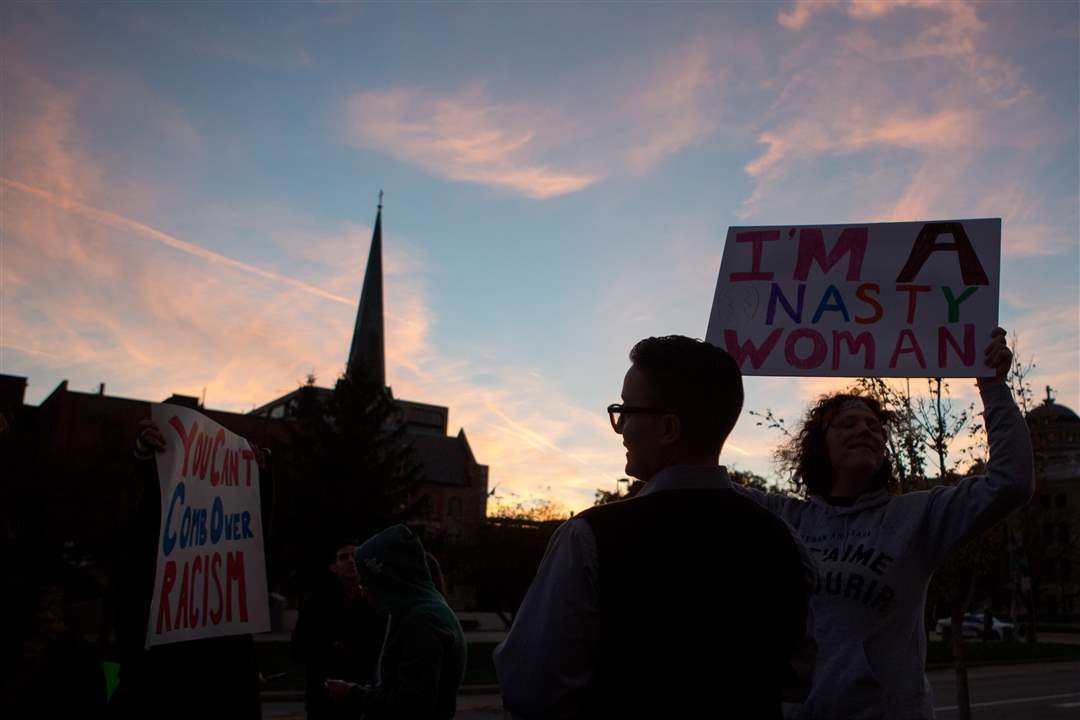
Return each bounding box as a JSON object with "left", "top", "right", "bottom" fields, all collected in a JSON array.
[{"left": 493, "top": 464, "right": 817, "bottom": 720}]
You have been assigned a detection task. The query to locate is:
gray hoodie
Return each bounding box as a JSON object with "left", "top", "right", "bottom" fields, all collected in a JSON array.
[{"left": 734, "top": 383, "right": 1034, "bottom": 720}]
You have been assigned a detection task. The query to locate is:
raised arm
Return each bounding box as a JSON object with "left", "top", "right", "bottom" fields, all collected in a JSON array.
[
  {"left": 921, "top": 328, "right": 1035, "bottom": 567},
  {"left": 728, "top": 479, "right": 807, "bottom": 526}
]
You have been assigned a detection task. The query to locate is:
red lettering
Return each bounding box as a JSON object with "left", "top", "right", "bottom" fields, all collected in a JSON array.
[
  {"left": 242, "top": 449, "right": 255, "bottom": 487},
  {"left": 226, "top": 551, "right": 249, "bottom": 623},
  {"left": 175, "top": 561, "right": 191, "bottom": 630},
  {"left": 155, "top": 560, "right": 177, "bottom": 634},
  {"left": 230, "top": 449, "right": 239, "bottom": 486},
  {"left": 889, "top": 329, "right": 927, "bottom": 369},
  {"left": 190, "top": 556, "right": 202, "bottom": 627},
  {"left": 793, "top": 227, "right": 868, "bottom": 281},
  {"left": 192, "top": 432, "right": 213, "bottom": 481},
  {"left": 201, "top": 554, "right": 210, "bottom": 627},
  {"left": 210, "top": 553, "right": 224, "bottom": 624},
  {"left": 896, "top": 221, "right": 989, "bottom": 286},
  {"left": 832, "top": 331, "right": 875, "bottom": 370},
  {"left": 724, "top": 328, "right": 783, "bottom": 369},
  {"left": 896, "top": 284, "right": 931, "bottom": 324},
  {"left": 168, "top": 416, "right": 200, "bottom": 477},
  {"left": 939, "top": 323, "right": 975, "bottom": 367},
  {"left": 854, "top": 283, "right": 883, "bottom": 324},
  {"left": 784, "top": 329, "right": 827, "bottom": 370},
  {"left": 729, "top": 230, "right": 779, "bottom": 281},
  {"left": 210, "top": 430, "right": 226, "bottom": 486}
]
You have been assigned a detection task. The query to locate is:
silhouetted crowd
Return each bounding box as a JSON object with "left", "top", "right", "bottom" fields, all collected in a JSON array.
[{"left": 2, "top": 328, "right": 1033, "bottom": 720}]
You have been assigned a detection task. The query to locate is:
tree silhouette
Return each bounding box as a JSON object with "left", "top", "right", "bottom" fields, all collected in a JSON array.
[{"left": 279, "top": 372, "right": 423, "bottom": 588}]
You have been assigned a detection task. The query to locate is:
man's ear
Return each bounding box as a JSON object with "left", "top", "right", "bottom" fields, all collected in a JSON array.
[{"left": 658, "top": 413, "right": 682, "bottom": 447}]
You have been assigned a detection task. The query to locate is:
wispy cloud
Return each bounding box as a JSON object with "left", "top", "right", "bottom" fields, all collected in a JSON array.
[
  {"left": 2, "top": 178, "right": 354, "bottom": 306},
  {"left": 621, "top": 40, "right": 722, "bottom": 173},
  {"left": 3, "top": 58, "right": 623, "bottom": 511},
  {"left": 346, "top": 85, "right": 597, "bottom": 199},
  {"left": 345, "top": 37, "right": 729, "bottom": 197},
  {"left": 736, "top": 0, "right": 1073, "bottom": 271}
]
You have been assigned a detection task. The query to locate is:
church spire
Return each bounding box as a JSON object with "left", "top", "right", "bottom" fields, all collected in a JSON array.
[{"left": 346, "top": 193, "right": 385, "bottom": 385}]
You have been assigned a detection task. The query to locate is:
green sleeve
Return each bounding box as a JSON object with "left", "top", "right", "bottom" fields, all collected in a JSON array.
[{"left": 364, "top": 614, "right": 445, "bottom": 717}]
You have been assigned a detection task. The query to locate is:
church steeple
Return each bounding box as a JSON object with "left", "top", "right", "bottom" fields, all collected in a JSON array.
[{"left": 346, "top": 193, "right": 385, "bottom": 385}]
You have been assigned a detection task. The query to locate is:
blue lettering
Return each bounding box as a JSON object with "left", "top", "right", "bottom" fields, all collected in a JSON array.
[
  {"left": 179, "top": 506, "right": 191, "bottom": 550},
  {"left": 210, "top": 496, "right": 224, "bottom": 544},
  {"left": 242, "top": 511, "right": 252, "bottom": 539},
  {"left": 812, "top": 284, "right": 850, "bottom": 323},
  {"left": 766, "top": 283, "right": 805, "bottom": 325},
  {"left": 162, "top": 482, "right": 185, "bottom": 557}
]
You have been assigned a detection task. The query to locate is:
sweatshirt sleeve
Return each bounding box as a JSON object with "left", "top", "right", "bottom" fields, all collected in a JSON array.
[
  {"left": 920, "top": 382, "right": 1035, "bottom": 568},
  {"left": 729, "top": 483, "right": 806, "bottom": 520},
  {"left": 358, "top": 615, "right": 445, "bottom": 718}
]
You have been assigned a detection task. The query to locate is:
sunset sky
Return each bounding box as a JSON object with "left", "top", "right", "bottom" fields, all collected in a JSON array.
[{"left": 4, "top": 1, "right": 1078, "bottom": 512}]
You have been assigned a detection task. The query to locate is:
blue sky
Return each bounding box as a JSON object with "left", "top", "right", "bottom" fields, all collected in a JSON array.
[{"left": 4, "top": 1, "right": 1078, "bottom": 511}]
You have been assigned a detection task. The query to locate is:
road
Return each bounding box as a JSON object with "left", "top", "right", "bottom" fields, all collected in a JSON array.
[
  {"left": 263, "top": 661, "right": 1080, "bottom": 719},
  {"left": 930, "top": 661, "right": 1080, "bottom": 719}
]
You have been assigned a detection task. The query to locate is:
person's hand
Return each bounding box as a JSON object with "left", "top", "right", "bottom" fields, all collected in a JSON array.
[
  {"left": 976, "top": 327, "right": 1011, "bottom": 389},
  {"left": 324, "top": 678, "right": 357, "bottom": 702},
  {"left": 136, "top": 418, "right": 166, "bottom": 454}
]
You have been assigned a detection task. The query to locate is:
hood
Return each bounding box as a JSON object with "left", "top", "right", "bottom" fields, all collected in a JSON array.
[
  {"left": 353, "top": 524, "right": 439, "bottom": 612},
  {"left": 808, "top": 488, "right": 892, "bottom": 516}
]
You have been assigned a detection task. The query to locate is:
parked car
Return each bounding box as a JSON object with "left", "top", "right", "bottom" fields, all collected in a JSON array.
[{"left": 935, "top": 613, "right": 1015, "bottom": 640}]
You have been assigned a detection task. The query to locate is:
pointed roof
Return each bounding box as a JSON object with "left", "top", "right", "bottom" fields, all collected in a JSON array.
[{"left": 346, "top": 195, "right": 386, "bottom": 385}]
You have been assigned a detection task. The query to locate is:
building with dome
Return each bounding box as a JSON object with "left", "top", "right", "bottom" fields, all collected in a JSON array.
[{"left": 1026, "top": 387, "right": 1080, "bottom": 617}]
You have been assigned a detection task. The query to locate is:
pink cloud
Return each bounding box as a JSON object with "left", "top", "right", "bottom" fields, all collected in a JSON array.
[
  {"left": 738, "top": 0, "right": 1068, "bottom": 255},
  {"left": 3, "top": 65, "right": 623, "bottom": 511},
  {"left": 2, "top": 178, "right": 355, "bottom": 307},
  {"left": 621, "top": 40, "right": 722, "bottom": 172},
  {"left": 346, "top": 86, "right": 597, "bottom": 199},
  {"left": 345, "top": 39, "right": 730, "bottom": 196},
  {"left": 777, "top": 0, "right": 840, "bottom": 30}
]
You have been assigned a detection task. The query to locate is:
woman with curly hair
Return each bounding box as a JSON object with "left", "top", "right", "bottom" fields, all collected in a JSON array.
[{"left": 735, "top": 327, "right": 1034, "bottom": 720}]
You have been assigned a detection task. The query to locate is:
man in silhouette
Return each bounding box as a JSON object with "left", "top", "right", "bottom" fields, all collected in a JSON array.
[
  {"left": 292, "top": 539, "right": 385, "bottom": 719},
  {"left": 495, "top": 335, "right": 815, "bottom": 719}
]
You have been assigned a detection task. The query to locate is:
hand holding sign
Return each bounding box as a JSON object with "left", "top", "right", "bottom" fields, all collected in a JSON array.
[
  {"left": 145, "top": 403, "right": 270, "bottom": 647},
  {"left": 976, "top": 327, "right": 1011, "bottom": 389},
  {"left": 136, "top": 418, "right": 167, "bottom": 454}
]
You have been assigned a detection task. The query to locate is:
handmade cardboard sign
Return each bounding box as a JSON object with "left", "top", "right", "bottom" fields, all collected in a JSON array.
[
  {"left": 146, "top": 403, "right": 270, "bottom": 647},
  {"left": 705, "top": 219, "right": 1000, "bottom": 376}
]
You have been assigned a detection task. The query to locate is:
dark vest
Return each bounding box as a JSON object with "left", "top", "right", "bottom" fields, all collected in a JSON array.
[{"left": 580, "top": 488, "right": 808, "bottom": 719}]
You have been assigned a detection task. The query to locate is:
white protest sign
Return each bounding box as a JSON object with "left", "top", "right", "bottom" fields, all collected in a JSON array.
[
  {"left": 705, "top": 219, "right": 1000, "bottom": 377},
  {"left": 146, "top": 403, "right": 270, "bottom": 647}
]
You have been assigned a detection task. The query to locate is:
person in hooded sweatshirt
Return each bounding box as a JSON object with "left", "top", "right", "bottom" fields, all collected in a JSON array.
[
  {"left": 733, "top": 327, "right": 1034, "bottom": 720},
  {"left": 324, "top": 525, "right": 466, "bottom": 720}
]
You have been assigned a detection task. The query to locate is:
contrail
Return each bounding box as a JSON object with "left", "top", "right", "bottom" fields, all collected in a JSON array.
[{"left": 2, "top": 177, "right": 354, "bottom": 306}]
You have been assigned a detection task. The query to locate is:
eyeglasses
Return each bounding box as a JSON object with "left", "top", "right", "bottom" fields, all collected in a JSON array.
[{"left": 606, "top": 403, "right": 674, "bottom": 433}]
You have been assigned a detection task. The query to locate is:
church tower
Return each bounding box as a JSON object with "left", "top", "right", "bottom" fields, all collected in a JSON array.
[{"left": 346, "top": 194, "right": 386, "bottom": 385}]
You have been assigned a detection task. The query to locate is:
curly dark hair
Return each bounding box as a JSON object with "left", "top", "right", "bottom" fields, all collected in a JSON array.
[{"left": 782, "top": 393, "right": 898, "bottom": 497}]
